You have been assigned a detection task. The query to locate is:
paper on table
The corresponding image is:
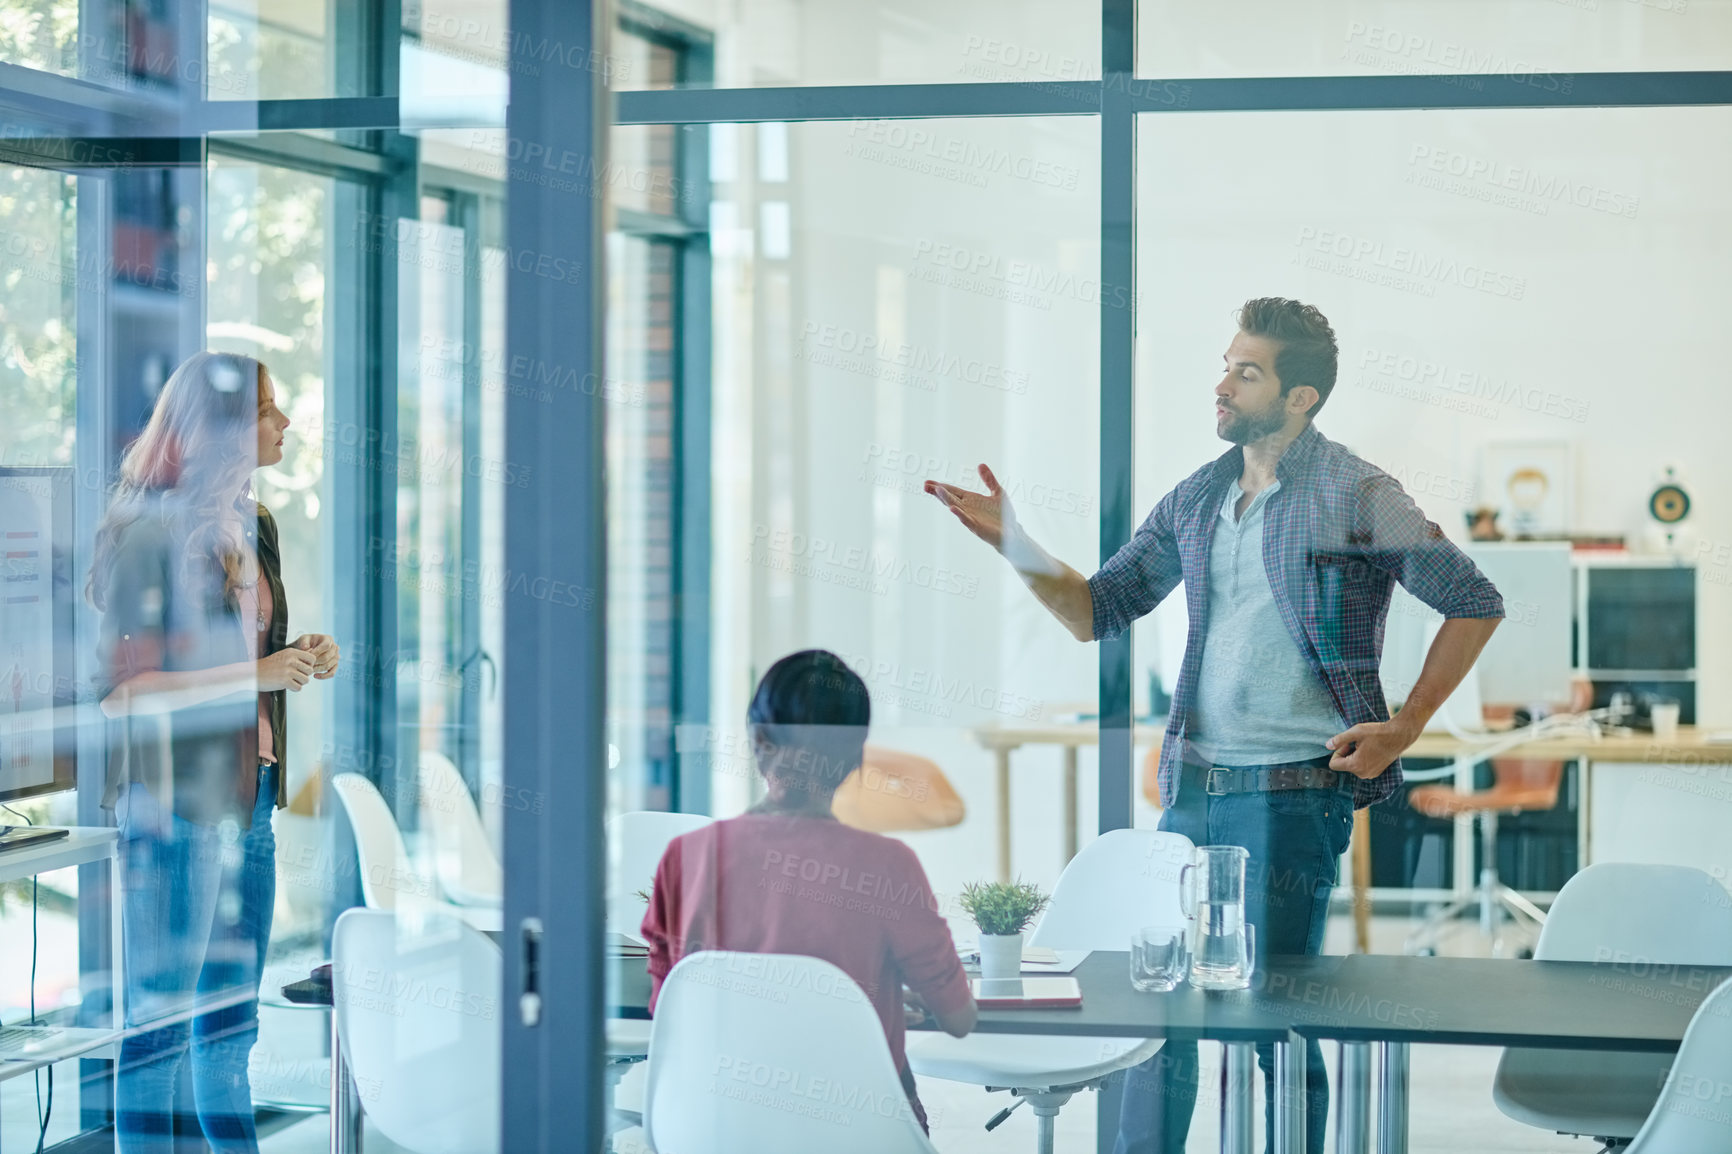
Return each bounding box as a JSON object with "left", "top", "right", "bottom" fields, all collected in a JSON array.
[{"left": 957, "top": 945, "right": 1090, "bottom": 974}]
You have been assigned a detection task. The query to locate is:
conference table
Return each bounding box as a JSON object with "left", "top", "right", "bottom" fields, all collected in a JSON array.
[{"left": 612, "top": 949, "right": 1732, "bottom": 1154}]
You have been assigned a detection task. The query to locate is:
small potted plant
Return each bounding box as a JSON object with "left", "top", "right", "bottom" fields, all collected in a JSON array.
[{"left": 959, "top": 879, "right": 1050, "bottom": 980}]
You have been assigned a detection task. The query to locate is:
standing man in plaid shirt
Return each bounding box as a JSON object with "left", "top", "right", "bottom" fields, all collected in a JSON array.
[{"left": 925, "top": 298, "right": 1503, "bottom": 1153}]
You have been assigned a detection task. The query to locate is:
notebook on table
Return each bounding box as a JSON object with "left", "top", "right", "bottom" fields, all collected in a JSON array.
[{"left": 970, "top": 976, "right": 1083, "bottom": 1009}]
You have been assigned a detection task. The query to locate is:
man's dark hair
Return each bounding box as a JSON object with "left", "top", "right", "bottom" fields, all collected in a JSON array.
[
  {"left": 1237, "top": 297, "right": 1339, "bottom": 417},
  {"left": 748, "top": 649, "right": 871, "bottom": 797}
]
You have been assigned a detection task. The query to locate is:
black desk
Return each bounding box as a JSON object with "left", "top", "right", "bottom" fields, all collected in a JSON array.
[
  {"left": 955, "top": 950, "right": 1329, "bottom": 1042},
  {"left": 1283, "top": 955, "right": 1732, "bottom": 1154},
  {"left": 612, "top": 950, "right": 1324, "bottom": 1154},
  {"left": 611, "top": 950, "right": 1732, "bottom": 1154},
  {"left": 616, "top": 949, "right": 1327, "bottom": 1041}
]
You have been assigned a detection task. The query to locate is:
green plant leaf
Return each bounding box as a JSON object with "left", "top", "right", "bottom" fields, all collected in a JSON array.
[{"left": 957, "top": 878, "right": 1050, "bottom": 936}]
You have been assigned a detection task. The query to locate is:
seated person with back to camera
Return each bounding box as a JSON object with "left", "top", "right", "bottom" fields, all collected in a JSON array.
[{"left": 641, "top": 649, "right": 978, "bottom": 1133}]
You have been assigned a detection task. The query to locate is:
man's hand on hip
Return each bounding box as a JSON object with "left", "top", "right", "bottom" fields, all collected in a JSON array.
[{"left": 1326, "top": 717, "right": 1421, "bottom": 780}]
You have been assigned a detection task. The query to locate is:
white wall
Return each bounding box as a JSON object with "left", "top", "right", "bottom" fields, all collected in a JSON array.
[{"left": 1131, "top": 107, "right": 1732, "bottom": 724}]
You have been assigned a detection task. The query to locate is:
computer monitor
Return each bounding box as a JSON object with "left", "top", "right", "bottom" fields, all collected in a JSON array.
[
  {"left": 1380, "top": 541, "right": 1573, "bottom": 718},
  {"left": 1581, "top": 564, "right": 1695, "bottom": 673},
  {"left": 1463, "top": 542, "right": 1574, "bottom": 706},
  {"left": 1380, "top": 587, "right": 1484, "bottom": 733},
  {"left": 0, "top": 467, "right": 77, "bottom": 803}
]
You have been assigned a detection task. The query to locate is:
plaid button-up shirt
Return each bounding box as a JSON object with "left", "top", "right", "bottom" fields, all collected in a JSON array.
[{"left": 1088, "top": 424, "right": 1504, "bottom": 809}]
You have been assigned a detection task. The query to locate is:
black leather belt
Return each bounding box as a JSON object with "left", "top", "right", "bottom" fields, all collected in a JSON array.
[{"left": 1202, "top": 764, "right": 1343, "bottom": 796}]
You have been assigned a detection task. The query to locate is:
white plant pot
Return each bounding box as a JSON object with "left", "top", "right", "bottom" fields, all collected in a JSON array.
[{"left": 979, "top": 933, "right": 1023, "bottom": 980}]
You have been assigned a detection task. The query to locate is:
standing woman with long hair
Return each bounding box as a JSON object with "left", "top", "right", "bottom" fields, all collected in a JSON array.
[{"left": 91, "top": 351, "right": 339, "bottom": 1152}]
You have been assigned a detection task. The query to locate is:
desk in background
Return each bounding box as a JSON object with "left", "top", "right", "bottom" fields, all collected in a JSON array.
[{"left": 972, "top": 723, "right": 1732, "bottom": 948}]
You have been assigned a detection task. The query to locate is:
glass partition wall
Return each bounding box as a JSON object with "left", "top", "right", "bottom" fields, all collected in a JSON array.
[{"left": 1, "top": 0, "right": 1730, "bottom": 1151}]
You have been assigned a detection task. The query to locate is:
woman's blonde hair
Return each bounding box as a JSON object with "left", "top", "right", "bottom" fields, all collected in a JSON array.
[{"left": 90, "top": 351, "right": 271, "bottom": 610}]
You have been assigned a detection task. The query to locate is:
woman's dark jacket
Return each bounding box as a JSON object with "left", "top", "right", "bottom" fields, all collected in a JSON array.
[{"left": 98, "top": 492, "right": 289, "bottom": 827}]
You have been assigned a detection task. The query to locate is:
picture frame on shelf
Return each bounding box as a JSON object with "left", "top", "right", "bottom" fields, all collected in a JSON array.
[{"left": 1480, "top": 439, "right": 1575, "bottom": 539}]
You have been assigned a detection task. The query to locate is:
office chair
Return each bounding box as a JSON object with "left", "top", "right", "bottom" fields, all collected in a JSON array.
[
  {"left": 331, "top": 773, "right": 499, "bottom": 930},
  {"left": 641, "top": 951, "right": 941, "bottom": 1154},
  {"left": 330, "top": 773, "right": 441, "bottom": 910},
  {"left": 416, "top": 751, "right": 503, "bottom": 907},
  {"left": 332, "top": 908, "right": 500, "bottom": 1154},
  {"left": 906, "top": 828, "right": 1193, "bottom": 1154},
  {"left": 832, "top": 744, "right": 966, "bottom": 832},
  {"left": 1494, "top": 864, "right": 1732, "bottom": 1151},
  {"left": 605, "top": 810, "right": 713, "bottom": 939},
  {"left": 602, "top": 809, "right": 714, "bottom": 1142},
  {"left": 1625, "top": 974, "right": 1732, "bottom": 1153},
  {"left": 1403, "top": 757, "right": 1563, "bottom": 956}
]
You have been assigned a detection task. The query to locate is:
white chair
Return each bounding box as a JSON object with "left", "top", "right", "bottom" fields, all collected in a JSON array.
[
  {"left": 643, "top": 951, "right": 940, "bottom": 1154},
  {"left": 417, "top": 751, "right": 504, "bottom": 907},
  {"left": 331, "top": 772, "right": 441, "bottom": 910},
  {"left": 602, "top": 809, "right": 715, "bottom": 1138},
  {"left": 332, "top": 908, "right": 500, "bottom": 1154},
  {"left": 605, "top": 810, "right": 713, "bottom": 939},
  {"left": 1494, "top": 863, "right": 1732, "bottom": 1149},
  {"left": 1625, "top": 974, "right": 1732, "bottom": 1153},
  {"left": 331, "top": 772, "right": 499, "bottom": 931},
  {"left": 907, "top": 828, "right": 1195, "bottom": 1154}
]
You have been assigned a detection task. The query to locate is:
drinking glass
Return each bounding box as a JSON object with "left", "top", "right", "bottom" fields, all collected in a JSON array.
[
  {"left": 1652, "top": 698, "right": 1681, "bottom": 741},
  {"left": 1130, "top": 924, "right": 1190, "bottom": 993}
]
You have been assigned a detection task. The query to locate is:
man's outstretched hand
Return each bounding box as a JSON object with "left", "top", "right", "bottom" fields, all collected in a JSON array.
[
  {"left": 927, "top": 462, "right": 1091, "bottom": 639},
  {"left": 925, "top": 464, "right": 1008, "bottom": 551}
]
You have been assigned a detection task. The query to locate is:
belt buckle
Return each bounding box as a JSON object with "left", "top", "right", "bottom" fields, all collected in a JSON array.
[{"left": 1205, "top": 768, "right": 1231, "bottom": 796}]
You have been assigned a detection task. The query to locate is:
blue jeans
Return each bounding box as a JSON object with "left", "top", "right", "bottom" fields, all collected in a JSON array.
[
  {"left": 1116, "top": 760, "right": 1355, "bottom": 1154},
  {"left": 116, "top": 767, "right": 277, "bottom": 1153}
]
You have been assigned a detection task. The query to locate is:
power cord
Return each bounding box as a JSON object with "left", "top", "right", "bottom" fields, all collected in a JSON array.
[{"left": 32, "top": 871, "right": 52, "bottom": 1154}]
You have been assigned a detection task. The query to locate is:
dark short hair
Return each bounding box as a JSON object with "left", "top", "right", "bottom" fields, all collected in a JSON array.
[
  {"left": 748, "top": 650, "right": 871, "bottom": 794},
  {"left": 1237, "top": 297, "right": 1339, "bottom": 416}
]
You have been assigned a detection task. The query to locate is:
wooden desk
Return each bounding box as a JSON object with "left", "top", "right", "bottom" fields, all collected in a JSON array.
[
  {"left": 973, "top": 723, "right": 1732, "bottom": 947},
  {"left": 972, "top": 723, "right": 1166, "bottom": 882},
  {"left": 1403, "top": 726, "right": 1732, "bottom": 764}
]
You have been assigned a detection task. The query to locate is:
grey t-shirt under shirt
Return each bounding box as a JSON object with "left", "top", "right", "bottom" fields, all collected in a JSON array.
[{"left": 1185, "top": 479, "right": 1345, "bottom": 766}]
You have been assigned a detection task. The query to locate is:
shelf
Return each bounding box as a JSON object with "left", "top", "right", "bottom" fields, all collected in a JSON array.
[
  {"left": 0, "top": 1027, "right": 123, "bottom": 1082},
  {"left": 0, "top": 828, "right": 118, "bottom": 885}
]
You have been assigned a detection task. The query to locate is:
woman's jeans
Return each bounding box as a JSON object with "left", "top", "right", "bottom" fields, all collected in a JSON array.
[
  {"left": 116, "top": 767, "right": 277, "bottom": 1153},
  {"left": 1115, "top": 760, "right": 1355, "bottom": 1154}
]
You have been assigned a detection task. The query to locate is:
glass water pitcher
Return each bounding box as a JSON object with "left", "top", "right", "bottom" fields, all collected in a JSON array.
[{"left": 1181, "top": 844, "right": 1253, "bottom": 990}]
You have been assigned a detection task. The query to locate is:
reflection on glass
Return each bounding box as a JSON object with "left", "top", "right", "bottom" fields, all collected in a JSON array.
[
  {"left": 610, "top": 0, "right": 1097, "bottom": 89},
  {"left": 207, "top": 159, "right": 333, "bottom": 816},
  {"left": 686, "top": 117, "right": 1098, "bottom": 893},
  {"left": 209, "top": 0, "right": 331, "bottom": 99},
  {"left": 93, "top": 351, "right": 338, "bottom": 1149},
  {"left": 0, "top": 0, "right": 76, "bottom": 76},
  {"left": 0, "top": 166, "right": 75, "bottom": 467},
  {"left": 607, "top": 235, "right": 677, "bottom": 815},
  {"left": 1139, "top": 0, "right": 1732, "bottom": 78}
]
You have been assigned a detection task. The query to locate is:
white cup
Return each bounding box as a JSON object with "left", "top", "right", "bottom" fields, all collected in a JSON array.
[{"left": 1652, "top": 701, "right": 1681, "bottom": 741}]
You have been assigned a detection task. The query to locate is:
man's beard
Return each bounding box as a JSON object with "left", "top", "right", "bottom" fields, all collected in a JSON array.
[{"left": 1217, "top": 401, "right": 1287, "bottom": 445}]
